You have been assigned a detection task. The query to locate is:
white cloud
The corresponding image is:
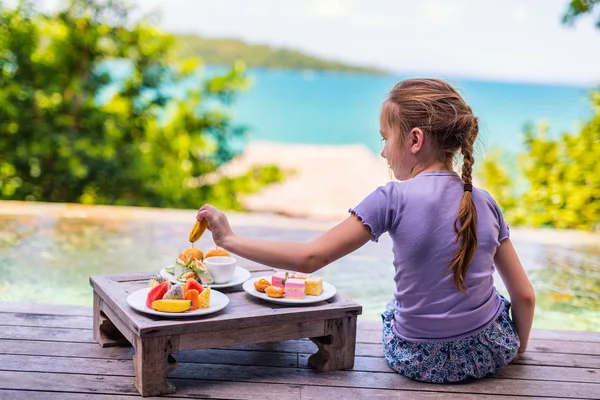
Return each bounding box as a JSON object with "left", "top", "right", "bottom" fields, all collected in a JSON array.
[
  {"left": 510, "top": 5, "right": 530, "bottom": 26},
  {"left": 311, "top": 0, "right": 354, "bottom": 19},
  {"left": 417, "top": 0, "right": 468, "bottom": 27}
]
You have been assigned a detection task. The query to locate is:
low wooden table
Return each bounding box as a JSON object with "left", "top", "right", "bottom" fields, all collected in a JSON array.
[{"left": 90, "top": 264, "right": 362, "bottom": 397}]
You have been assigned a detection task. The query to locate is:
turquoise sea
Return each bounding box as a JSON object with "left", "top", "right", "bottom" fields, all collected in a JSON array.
[
  {"left": 101, "top": 62, "right": 596, "bottom": 156},
  {"left": 223, "top": 68, "right": 595, "bottom": 156}
]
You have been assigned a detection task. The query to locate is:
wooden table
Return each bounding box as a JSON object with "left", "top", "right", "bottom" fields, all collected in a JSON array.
[{"left": 89, "top": 265, "right": 362, "bottom": 397}]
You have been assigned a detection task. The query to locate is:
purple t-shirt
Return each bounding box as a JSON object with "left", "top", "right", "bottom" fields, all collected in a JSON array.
[{"left": 350, "top": 170, "right": 509, "bottom": 342}]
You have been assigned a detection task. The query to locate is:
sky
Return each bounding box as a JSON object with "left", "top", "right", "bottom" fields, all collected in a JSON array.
[{"left": 37, "top": 0, "right": 600, "bottom": 85}]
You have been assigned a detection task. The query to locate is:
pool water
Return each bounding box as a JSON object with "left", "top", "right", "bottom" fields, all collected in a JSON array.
[{"left": 0, "top": 203, "right": 598, "bottom": 331}]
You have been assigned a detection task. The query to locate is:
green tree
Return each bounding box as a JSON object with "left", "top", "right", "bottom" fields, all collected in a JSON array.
[
  {"left": 563, "top": 0, "right": 600, "bottom": 27},
  {"left": 0, "top": 0, "right": 282, "bottom": 209},
  {"left": 477, "top": 1, "right": 600, "bottom": 231}
]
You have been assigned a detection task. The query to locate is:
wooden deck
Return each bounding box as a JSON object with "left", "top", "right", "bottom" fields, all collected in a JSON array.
[{"left": 0, "top": 302, "right": 599, "bottom": 399}]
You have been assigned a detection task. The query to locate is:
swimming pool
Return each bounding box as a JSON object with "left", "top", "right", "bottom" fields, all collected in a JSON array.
[{"left": 1, "top": 202, "right": 598, "bottom": 330}]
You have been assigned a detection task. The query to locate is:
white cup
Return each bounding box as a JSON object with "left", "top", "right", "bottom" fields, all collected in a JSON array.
[{"left": 204, "top": 256, "right": 237, "bottom": 284}]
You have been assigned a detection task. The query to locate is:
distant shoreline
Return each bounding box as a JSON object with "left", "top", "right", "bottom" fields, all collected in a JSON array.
[{"left": 175, "top": 33, "right": 387, "bottom": 75}]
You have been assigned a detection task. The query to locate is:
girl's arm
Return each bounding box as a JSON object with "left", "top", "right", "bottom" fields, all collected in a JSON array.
[
  {"left": 197, "top": 205, "right": 373, "bottom": 274},
  {"left": 494, "top": 238, "right": 535, "bottom": 354}
]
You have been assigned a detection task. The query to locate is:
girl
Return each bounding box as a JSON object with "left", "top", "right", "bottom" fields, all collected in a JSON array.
[{"left": 196, "top": 78, "right": 535, "bottom": 384}]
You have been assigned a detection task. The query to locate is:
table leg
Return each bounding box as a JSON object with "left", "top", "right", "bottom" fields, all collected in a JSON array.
[
  {"left": 309, "top": 316, "right": 357, "bottom": 372},
  {"left": 93, "top": 292, "right": 129, "bottom": 347},
  {"left": 133, "top": 335, "right": 180, "bottom": 397}
]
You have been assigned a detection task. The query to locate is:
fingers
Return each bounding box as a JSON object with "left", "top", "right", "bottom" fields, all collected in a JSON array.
[{"left": 196, "top": 209, "right": 210, "bottom": 221}]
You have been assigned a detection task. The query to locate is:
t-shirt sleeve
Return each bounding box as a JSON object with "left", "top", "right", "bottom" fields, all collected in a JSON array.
[
  {"left": 490, "top": 196, "right": 510, "bottom": 242},
  {"left": 349, "top": 183, "right": 398, "bottom": 242}
]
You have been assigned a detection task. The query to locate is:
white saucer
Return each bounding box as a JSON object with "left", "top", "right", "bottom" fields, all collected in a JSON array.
[
  {"left": 159, "top": 266, "right": 251, "bottom": 289},
  {"left": 242, "top": 276, "right": 336, "bottom": 305},
  {"left": 127, "top": 287, "right": 229, "bottom": 318}
]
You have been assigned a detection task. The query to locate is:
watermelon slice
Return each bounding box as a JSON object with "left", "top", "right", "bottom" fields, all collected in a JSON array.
[
  {"left": 183, "top": 278, "right": 204, "bottom": 294},
  {"left": 145, "top": 281, "right": 170, "bottom": 308}
]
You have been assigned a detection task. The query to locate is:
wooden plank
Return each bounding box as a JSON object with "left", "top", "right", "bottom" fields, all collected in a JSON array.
[
  {"left": 171, "top": 361, "right": 600, "bottom": 399},
  {"left": 0, "top": 326, "right": 96, "bottom": 343},
  {"left": 356, "top": 330, "right": 600, "bottom": 356},
  {"left": 0, "top": 389, "right": 566, "bottom": 400},
  {"left": 0, "top": 338, "right": 134, "bottom": 359},
  {"left": 298, "top": 386, "right": 566, "bottom": 400},
  {"left": 0, "top": 302, "right": 91, "bottom": 316},
  {"left": 3, "top": 354, "right": 599, "bottom": 398},
  {"left": 0, "top": 312, "right": 92, "bottom": 329},
  {"left": 0, "top": 371, "right": 303, "bottom": 400},
  {"left": 336, "top": 354, "right": 600, "bottom": 382},
  {"left": 356, "top": 319, "right": 600, "bottom": 343},
  {"left": 512, "top": 352, "right": 600, "bottom": 369},
  {"left": 0, "top": 339, "right": 298, "bottom": 368},
  {"left": 0, "top": 390, "right": 188, "bottom": 400},
  {"left": 179, "top": 320, "right": 326, "bottom": 351}
]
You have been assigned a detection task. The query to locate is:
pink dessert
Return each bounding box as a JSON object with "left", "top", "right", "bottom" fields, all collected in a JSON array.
[
  {"left": 271, "top": 271, "right": 288, "bottom": 289},
  {"left": 284, "top": 278, "right": 305, "bottom": 299}
]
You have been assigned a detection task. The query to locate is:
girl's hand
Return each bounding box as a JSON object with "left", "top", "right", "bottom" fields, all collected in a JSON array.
[{"left": 196, "top": 204, "right": 234, "bottom": 247}]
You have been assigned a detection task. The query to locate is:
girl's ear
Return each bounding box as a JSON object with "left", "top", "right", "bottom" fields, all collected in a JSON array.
[{"left": 409, "top": 128, "right": 425, "bottom": 154}]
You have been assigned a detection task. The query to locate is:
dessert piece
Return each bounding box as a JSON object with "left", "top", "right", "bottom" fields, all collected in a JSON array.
[
  {"left": 284, "top": 278, "right": 306, "bottom": 300},
  {"left": 265, "top": 285, "right": 284, "bottom": 298},
  {"left": 151, "top": 299, "right": 192, "bottom": 313},
  {"left": 290, "top": 273, "right": 312, "bottom": 280},
  {"left": 175, "top": 247, "right": 205, "bottom": 278},
  {"left": 163, "top": 283, "right": 184, "bottom": 300},
  {"left": 271, "top": 271, "right": 288, "bottom": 288},
  {"left": 197, "top": 287, "right": 211, "bottom": 308},
  {"left": 205, "top": 248, "right": 230, "bottom": 258},
  {"left": 178, "top": 247, "right": 204, "bottom": 263},
  {"left": 254, "top": 278, "right": 271, "bottom": 293},
  {"left": 305, "top": 277, "right": 323, "bottom": 296}
]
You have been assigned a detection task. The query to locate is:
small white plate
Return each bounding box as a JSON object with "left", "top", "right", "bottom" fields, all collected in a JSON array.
[
  {"left": 127, "top": 287, "right": 229, "bottom": 318},
  {"left": 242, "top": 276, "right": 337, "bottom": 305},
  {"left": 159, "top": 266, "right": 251, "bottom": 289}
]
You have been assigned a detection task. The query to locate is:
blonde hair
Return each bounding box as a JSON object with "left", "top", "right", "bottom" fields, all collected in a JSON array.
[{"left": 384, "top": 78, "right": 478, "bottom": 294}]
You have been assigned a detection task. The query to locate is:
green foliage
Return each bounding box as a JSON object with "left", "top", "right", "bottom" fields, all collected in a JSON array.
[
  {"left": 0, "top": 0, "right": 284, "bottom": 209},
  {"left": 477, "top": 92, "right": 600, "bottom": 231},
  {"left": 175, "top": 34, "right": 386, "bottom": 74},
  {"left": 563, "top": 0, "right": 600, "bottom": 28}
]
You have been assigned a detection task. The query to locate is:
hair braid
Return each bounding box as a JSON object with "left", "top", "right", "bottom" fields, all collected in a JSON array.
[{"left": 449, "top": 114, "right": 478, "bottom": 294}]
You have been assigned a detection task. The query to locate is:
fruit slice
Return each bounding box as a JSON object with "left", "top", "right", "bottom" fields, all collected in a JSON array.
[
  {"left": 184, "top": 289, "right": 200, "bottom": 310},
  {"left": 183, "top": 278, "right": 204, "bottom": 294},
  {"left": 145, "top": 281, "right": 170, "bottom": 308},
  {"left": 197, "top": 287, "right": 211, "bottom": 309},
  {"left": 163, "top": 283, "right": 184, "bottom": 300},
  {"left": 189, "top": 219, "right": 208, "bottom": 243},
  {"left": 151, "top": 299, "right": 192, "bottom": 313}
]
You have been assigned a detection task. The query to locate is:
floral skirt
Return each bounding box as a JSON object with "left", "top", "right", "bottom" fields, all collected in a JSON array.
[{"left": 382, "top": 294, "right": 520, "bottom": 383}]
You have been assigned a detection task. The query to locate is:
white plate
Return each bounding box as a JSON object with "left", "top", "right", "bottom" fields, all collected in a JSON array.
[
  {"left": 127, "top": 287, "right": 229, "bottom": 318},
  {"left": 242, "top": 276, "right": 337, "bottom": 305},
  {"left": 159, "top": 266, "right": 251, "bottom": 289}
]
